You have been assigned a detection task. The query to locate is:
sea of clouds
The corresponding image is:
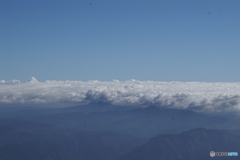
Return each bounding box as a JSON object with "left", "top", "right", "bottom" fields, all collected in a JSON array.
[{"left": 1, "top": 77, "right": 240, "bottom": 113}]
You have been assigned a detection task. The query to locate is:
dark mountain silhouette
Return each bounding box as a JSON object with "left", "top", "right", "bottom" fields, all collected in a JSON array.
[
  {"left": 1, "top": 104, "right": 238, "bottom": 139},
  {"left": 1, "top": 105, "right": 240, "bottom": 160},
  {"left": 33, "top": 106, "right": 232, "bottom": 138},
  {"left": 117, "top": 128, "right": 240, "bottom": 160},
  {"left": 0, "top": 118, "right": 145, "bottom": 160}
]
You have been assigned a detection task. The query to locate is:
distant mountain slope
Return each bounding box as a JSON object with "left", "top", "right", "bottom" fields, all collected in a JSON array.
[
  {"left": 1, "top": 104, "right": 239, "bottom": 139},
  {"left": 35, "top": 106, "right": 229, "bottom": 138},
  {"left": 117, "top": 128, "right": 240, "bottom": 160},
  {"left": 0, "top": 118, "right": 145, "bottom": 160}
]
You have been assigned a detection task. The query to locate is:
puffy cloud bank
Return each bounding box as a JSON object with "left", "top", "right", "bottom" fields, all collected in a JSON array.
[{"left": 1, "top": 77, "right": 240, "bottom": 112}]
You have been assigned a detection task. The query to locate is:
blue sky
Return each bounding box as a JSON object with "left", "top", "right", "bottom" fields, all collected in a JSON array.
[{"left": 0, "top": 0, "right": 240, "bottom": 82}]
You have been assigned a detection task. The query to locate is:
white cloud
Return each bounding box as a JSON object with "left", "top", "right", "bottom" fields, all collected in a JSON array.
[{"left": 1, "top": 77, "right": 240, "bottom": 113}]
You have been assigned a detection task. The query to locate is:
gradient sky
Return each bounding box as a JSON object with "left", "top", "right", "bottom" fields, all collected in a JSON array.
[{"left": 0, "top": 0, "right": 240, "bottom": 82}]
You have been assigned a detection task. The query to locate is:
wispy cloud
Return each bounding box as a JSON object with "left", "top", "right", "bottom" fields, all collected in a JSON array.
[{"left": 1, "top": 77, "right": 240, "bottom": 112}]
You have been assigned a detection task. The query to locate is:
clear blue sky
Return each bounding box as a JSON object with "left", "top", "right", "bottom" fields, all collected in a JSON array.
[{"left": 0, "top": 0, "right": 240, "bottom": 82}]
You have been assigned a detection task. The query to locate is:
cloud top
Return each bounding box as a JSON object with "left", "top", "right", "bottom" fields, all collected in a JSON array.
[{"left": 1, "top": 77, "right": 240, "bottom": 113}]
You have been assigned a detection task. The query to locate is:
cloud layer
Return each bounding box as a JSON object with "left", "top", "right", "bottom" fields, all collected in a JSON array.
[{"left": 1, "top": 77, "right": 240, "bottom": 113}]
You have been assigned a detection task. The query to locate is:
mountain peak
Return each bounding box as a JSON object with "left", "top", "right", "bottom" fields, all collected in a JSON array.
[{"left": 26, "top": 77, "right": 38, "bottom": 83}]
